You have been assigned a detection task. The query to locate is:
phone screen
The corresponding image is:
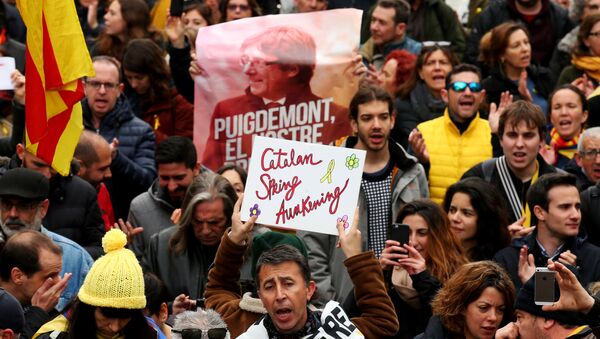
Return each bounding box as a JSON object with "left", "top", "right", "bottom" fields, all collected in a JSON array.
[{"left": 534, "top": 269, "right": 555, "bottom": 305}]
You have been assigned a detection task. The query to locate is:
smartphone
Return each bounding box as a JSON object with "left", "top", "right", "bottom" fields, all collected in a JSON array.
[
  {"left": 534, "top": 267, "right": 556, "bottom": 305},
  {"left": 389, "top": 223, "right": 410, "bottom": 246},
  {"left": 170, "top": 0, "right": 184, "bottom": 17}
]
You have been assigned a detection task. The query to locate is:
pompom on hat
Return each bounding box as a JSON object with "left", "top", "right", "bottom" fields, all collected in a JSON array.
[{"left": 78, "top": 229, "right": 146, "bottom": 309}]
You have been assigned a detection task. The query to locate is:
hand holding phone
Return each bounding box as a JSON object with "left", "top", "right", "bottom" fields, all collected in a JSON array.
[
  {"left": 389, "top": 223, "right": 409, "bottom": 246},
  {"left": 534, "top": 267, "right": 556, "bottom": 305}
]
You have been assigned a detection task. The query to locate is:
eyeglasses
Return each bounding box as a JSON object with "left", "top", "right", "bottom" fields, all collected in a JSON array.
[
  {"left": 239, "top": 54, "right": 275, "bottom": 69},
  {"left": 448, "top": 81, "right": 483, "bottom": 93},
  {"left": 589, "top": 31, "right": 600, "bottom": 38},
  {"left": 227, "top": 3, "right": 249, "bottom": 11},
  {"left": 0, "top": 199, "right": 39, "bottom": 212},
  {"left": 85, "top": 80, "right": 120, "bottom": 91},
  {"left": 422, "top": 41, "right": 451, "bottom": 47},
  {"left": 581, "top": 149, "right": 600, "bottom": 159},
  {"left": 171, "top": 328, "right": 228, "bottom": 339}
]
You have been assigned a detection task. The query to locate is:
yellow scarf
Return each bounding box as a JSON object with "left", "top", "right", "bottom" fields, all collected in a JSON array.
[
  {"left": 572, "top": 55, "right": 600, "bottom": 82},
  {"left": 523, "top": 161, "right": 539, "bottom": 227}
]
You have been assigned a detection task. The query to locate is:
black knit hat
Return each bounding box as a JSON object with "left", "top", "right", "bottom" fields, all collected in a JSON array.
[
  {"left": 515, "top": 270, "right": 583, "bottom": 326},
  {"left": 0, "top": 168, "right": 49, "bottom": 200}
]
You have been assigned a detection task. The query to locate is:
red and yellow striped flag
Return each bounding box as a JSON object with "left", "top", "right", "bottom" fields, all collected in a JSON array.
[{"left": 17, "top": 0, "right": 95, "bottom": 176}]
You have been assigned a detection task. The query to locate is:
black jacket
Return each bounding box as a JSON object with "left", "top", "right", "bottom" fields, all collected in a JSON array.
[
  {"left": 414, "top": 316, "right": 453, "bottom": 339},
  {"left": 581, "top": 184, "right": 600, "bottom": 247},
  {"left": 83, "top": 96, "right": 156, "bottom": 220},
  {"left": 493, "top": 230, "right": 600, "bottom": 290},
  {"left": 465, "top": 0, "right": 574, "bottom": 67},
  {"left": 462, "top": 155, "right": 558, "bottom": 224},
  {"left": 482, "top": 65, "right": 555, "bottom": 109},
  {"left": 3, "top": 156, "right": 105, "bottom": 259}
]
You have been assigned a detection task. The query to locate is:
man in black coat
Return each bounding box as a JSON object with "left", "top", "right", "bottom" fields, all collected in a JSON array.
[{"left": 494, "top": 173, "right": 600, "bottom": 290}]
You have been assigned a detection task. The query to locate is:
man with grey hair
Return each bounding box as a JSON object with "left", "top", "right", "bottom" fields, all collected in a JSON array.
[
  {"left": 568, "top": 127, "right": 600, "bottom": 191},
  {"left": 171, "top": 309, "right": 230, "bottom": 339},
  {"left": 143, "top": 172, "right": 238, "bottom": 300},
  {"left": 580, "top": 128, "right": 600, "bottom": 247},
  {"left": 0, "top": 168, "right": 92, "bottom": 312}
]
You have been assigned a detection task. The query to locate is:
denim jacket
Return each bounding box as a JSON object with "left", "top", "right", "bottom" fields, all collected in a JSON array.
[{"left": 41, "top": 226, "right": 93, "bottom": 311}]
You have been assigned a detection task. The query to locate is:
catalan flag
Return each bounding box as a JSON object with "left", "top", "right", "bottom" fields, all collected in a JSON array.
[{"left": 16, "top": 0, "right": 94, "bottom": 176}]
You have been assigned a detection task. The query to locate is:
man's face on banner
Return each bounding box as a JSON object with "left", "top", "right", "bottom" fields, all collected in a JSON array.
[{"left": 240, "top": 46, "right": 299, "bottom": 101}]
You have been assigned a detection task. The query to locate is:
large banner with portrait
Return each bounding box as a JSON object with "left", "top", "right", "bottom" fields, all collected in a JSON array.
[{"left": 193, "top": 9, "right": 363, "bottom": 171}]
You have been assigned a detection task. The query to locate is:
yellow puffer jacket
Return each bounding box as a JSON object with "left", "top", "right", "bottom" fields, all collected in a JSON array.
[{"left": 417, "top": 109, "right": 492, "bottom": 204}]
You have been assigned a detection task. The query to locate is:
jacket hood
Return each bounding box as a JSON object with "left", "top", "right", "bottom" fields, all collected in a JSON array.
[{"left": 147, "top": 179, "right": 176, "bottom": 211}]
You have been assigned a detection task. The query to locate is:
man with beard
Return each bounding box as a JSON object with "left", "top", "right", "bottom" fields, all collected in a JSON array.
[
  {"left": 74, "top": 130, "right": 114, "bottom": 231},
  {"left": 13, "top": 143, "right": 105, "bottom": 259},
  {"left": 409, "top": 64, "right": 492, "bottom": 204},
  {"left": 143, "top": 172, "right": 237, "bottom": 300},
  {"left": 464, "top": 0, "right": 574, "bottom": 67},
  {"left": 0, "top": 168, "right": 92, "bottom": 312},
  {"left": 128, "top": 136, "right": 203, "bottom": 260},
  {"left": 299, "top": 84, "right": 428, "bottom": 306}
]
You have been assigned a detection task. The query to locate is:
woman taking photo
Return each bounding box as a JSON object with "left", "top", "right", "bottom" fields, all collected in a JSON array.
[
  {"left": 542, "top": 84, "right": 589, "bottom": 169},
  {"left": 557, "top": 14, "right": 600, "bottom": 88},
  {"left": 479, "top": 22, "right": 554, "bottom": 114},
  {"left": 392, "top": 45, "right": 456, "bottom": 147},
  {"left": 379, "top": 199, "right": 467, "bottom": 338},
  {"left": 443, "top": 178, "right": 511, "bottom": 262},
  {"left": 34, "top": 229, "right": 163, "bottom": 339},
  {"left": 123, "top": 39, "right": 194, "bottom": 143},
  {"left": 92, "top": 0, "right": 163, "bottom": 62},
  {"left": 416, "top": 261, "right": 515, "bottom": 339}
]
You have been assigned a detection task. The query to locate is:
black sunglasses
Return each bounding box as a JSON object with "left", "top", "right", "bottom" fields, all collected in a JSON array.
[
  {"left": 448, "top": 81, "right": 483, "bottom": 93},
  {"left": 172, "top": 328, "right": 227, "bottom": 339}
]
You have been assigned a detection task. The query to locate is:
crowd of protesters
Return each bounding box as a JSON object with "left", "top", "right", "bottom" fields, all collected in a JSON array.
[{"left": 2, "top": 0, "right": 600, "bottom": 337}]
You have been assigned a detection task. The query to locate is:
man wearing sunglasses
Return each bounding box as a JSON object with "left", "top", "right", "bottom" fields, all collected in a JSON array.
[{"left": 409, "top": 63, "right": 492, "bottom": 204}]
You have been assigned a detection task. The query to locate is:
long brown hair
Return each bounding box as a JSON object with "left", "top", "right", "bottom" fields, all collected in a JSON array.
[
  {"left": 574, "top": 14, "right": 600, "bottom": 57},
  {"left": 122, "top": 39, "right": 171, "bottom": 106},
  {"left": 431, "top": 261, "right": 515, "bottom": 336},
  {"left": 169, "top": 172, "right": 237, "bottom": 255},
  {"left": 396, "top": 200, "right": 467, "bottom": 283},
  {"left": 93, "top": 0, "right": 162, "bottom": 61}
]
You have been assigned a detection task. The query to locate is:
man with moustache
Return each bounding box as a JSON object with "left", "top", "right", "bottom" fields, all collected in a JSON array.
[
  {"left": 465, "top": 0, "right": 574, "bottom": 67},
  {"left": 299, "top": 84, "right": 428, "bottom": 306},
  {"left": 409, "top": 64, "right": 492, "bottom": 204},
  {"left": 129, "top": 136, "right": 203, "bottom": 260},
  {"left": 0, "top": 168, "right": 92, "bottom": 312}
]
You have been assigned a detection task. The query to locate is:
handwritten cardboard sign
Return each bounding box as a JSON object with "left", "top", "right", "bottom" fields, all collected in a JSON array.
[{"left": 241, "top": 136, "right": 365, "bottom": 235}]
